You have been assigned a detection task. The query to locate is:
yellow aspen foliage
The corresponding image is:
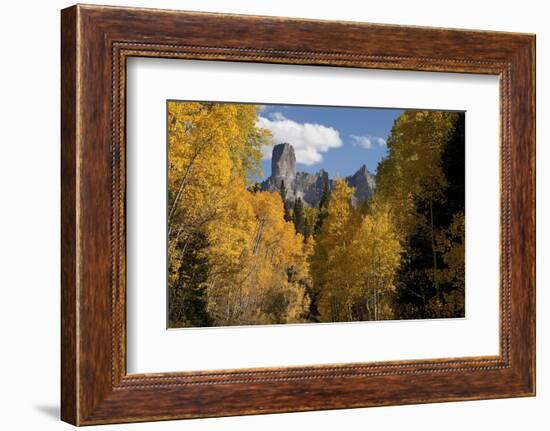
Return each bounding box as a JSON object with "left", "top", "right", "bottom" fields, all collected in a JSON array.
[
  {"left": 312, "top": 179, "right": 356, "bottom": 321},
  {"left": 375, "top": 111, "right": 458, "bottom": 235},
  {"left": 167, "top": 102, "right": 264, "bottom": 276},
  {"left": 434, "top": 212, "right": 465, "bottom": 316},
  {"left": 313, "top": 181, "right": 401, "bottom": 322},
  {"left": 206, "top": 191, "right": 310, "bottom": 325},
  {"left": 168, "top": 101, "right": 309, "bottom": 327},
  {"left": 347, "top": 204, "right": 401, "bottom": 321},
  {"left": 168, "top": 103, "right": 464, "bottom": 327},
  {"left": 373, "top": 111, "right": 465, "bottom": 319}
]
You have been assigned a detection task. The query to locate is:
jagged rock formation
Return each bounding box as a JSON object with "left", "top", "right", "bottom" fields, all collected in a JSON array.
[
  {"left": 269, "top": 143, "right": 296, "bottom": 197},
  {"left": 262, "top": 143, "right": 376, "bottom": 207},
  {"left": 295, "top": 170, "right": 330, "bottom": 206},
  {"left": 346, "top": 164, "right": 376, "bottom": 207}
]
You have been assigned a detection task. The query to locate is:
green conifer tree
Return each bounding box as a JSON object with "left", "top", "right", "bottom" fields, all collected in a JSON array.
[
  {"left": 314, "top": 179, "right": 331, "bottom": 235},
  {"left": 293, "top": 197, "right": 306, "bottom": 235},
  {"left": 169, "top": 232, "right": 212, "bottom": 327},
  {"left": 279, "top": 180, "right": 292, "bottom": 222}
]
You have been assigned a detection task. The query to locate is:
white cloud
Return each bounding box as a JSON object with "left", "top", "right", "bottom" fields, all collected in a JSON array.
[
  {"left": 257, "top": 112, "right": 343, "bottom": 165},
  {"left": 350, "top": 134, "right": 387, "bottom": 149},
  {"left": 270, "top": 111, "right": 286, "bottom": 121}
]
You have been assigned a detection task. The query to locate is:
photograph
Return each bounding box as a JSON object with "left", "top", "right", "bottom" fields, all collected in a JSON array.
[
  {"left": 167, "top": 101, "right": 466, "bottom": 328},
  {"left": 0, "top": 0, "right": 540, "bottom": 428}
]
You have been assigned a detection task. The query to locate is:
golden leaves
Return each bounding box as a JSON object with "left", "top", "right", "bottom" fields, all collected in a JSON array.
[
  {"left": 312, "top": 182, "right": 401, "bottom": 322},
  {"left": 167, "top": 104, "right": 465, "bottom": 327},
  {"left": 168, "top": 102, "right": 309, "bottom": 327}
]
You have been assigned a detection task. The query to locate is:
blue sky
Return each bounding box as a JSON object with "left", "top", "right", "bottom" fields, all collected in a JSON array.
[{"left": 256, "top": 104, "right": 404, "bottom": 180}]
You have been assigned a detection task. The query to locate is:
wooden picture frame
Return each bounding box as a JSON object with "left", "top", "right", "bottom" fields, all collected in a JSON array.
[{"left": 61, "top": 4, "right": 536, "bottom": 425}]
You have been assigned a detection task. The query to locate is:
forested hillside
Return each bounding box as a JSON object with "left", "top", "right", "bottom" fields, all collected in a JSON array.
[{"left": 167, "top": 102, "right": 465, "bottom": 328}]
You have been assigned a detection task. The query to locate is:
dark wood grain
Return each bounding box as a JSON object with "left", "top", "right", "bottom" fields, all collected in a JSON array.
[
  {"left": 61, "top": 4, "right": 536, "bottom": 425},
  {"left": 60, "top": 5, "right": 78, "bottom": 425}
]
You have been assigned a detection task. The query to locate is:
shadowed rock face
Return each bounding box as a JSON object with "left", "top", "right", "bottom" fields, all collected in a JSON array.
[
  {"left": 262, "top": 143, "right": 376, "bottom": 207},
  {"left": 295, "top": 169, "right": 330, "bottom": 206},
  {"left": 346, "top": 164, "right": 376, "bottom": 206}
]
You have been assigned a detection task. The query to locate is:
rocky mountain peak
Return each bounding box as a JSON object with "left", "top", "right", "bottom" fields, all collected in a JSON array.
[
  {"left": 262, "top": 143, "right": 376, "bottom": 207},
  {"left": 271, "top": 143, "right": 296, "bottom": 179},
  {"left": 347, "top": 164, "right": 376, "bottom": 205},
  {"left": 270, "top": 143, "right": 296, "bottom": 194}
]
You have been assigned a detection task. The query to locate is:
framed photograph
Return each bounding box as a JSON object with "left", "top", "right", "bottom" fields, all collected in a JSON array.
[{"left": 61, "top": 4, "right": 535, "bottom": 425}]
